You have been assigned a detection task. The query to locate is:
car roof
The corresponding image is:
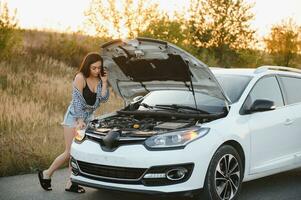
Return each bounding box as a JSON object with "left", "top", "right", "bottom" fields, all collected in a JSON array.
[
  {"left": 211, "top": 68, "right": 256, "bottom": 77},
  {"left": 210, "top": 66, "right": 301, "bottom": 78}
]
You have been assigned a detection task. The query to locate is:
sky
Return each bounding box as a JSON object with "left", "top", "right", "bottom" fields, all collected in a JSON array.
[{"left": 5, "top": 0, "right": 301, "bottom": 38}]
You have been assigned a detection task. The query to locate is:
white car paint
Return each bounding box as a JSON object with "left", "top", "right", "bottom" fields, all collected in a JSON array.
[{"left": 70, "top": 67, "right": 301, "bottom": 194}]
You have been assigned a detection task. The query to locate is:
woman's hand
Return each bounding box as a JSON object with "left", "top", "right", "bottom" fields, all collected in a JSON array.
[
  {"left": 100, "top": 68, "right": 108, "bottom": 83},
  {"left": 100, "top": 68, "right": 108, "bottom": 97},
  {"left": 76, "top": 119, "right": 86, "bottom": 130}
]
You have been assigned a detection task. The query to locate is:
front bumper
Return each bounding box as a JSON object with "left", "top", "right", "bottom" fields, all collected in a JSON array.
[{"left": 70, "top": 138, "right": 213, "bottom": 193}]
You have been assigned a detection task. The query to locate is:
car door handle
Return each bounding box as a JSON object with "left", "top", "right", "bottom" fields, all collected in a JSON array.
[{"left": 284, "top": 118, "right": 294, "bottom": 125}]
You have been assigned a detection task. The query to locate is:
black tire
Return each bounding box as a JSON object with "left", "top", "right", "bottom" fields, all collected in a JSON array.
[{"left": 200, "top": 145, "right": 244, "bottom": 200}]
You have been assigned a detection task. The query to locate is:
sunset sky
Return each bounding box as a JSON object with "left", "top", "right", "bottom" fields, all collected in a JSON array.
[{"left": 6, "top": 0, "right": 301, "bottom": 38}]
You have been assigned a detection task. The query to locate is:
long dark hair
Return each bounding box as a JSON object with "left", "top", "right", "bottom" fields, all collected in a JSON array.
[{"left": 77, "top": 52, "right": 103, "bottom": 78}]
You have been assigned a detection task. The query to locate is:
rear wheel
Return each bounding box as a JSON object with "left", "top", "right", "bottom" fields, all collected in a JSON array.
[{"left": 201, "top": 145, "right": 243, "bottom": 200}]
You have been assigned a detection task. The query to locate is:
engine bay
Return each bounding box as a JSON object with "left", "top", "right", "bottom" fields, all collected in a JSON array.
[
  {"left": 87, "top": 98, "right": 227, "bottom": 138},
  {"left": 87, "top": 114, "right": 198, "bottom": 137}
]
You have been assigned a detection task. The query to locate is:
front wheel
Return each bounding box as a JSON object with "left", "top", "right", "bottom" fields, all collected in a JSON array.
[{"left": 202, "top": 145, "right": 244, "bottom": 200}]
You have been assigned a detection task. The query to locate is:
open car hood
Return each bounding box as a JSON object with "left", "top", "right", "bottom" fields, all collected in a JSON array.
[{"left": 100, "top": 37, "right": 231, "bottom": 106}]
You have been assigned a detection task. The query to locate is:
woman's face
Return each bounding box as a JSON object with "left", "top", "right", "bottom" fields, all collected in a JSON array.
[{"left": 89, "top": 61, "right": 102, "bottom": 77}]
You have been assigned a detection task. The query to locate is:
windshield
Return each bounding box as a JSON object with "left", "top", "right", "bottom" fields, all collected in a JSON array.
[
  {"left": 215, "top": 75, "right": 252, "bottom": 103},
  {"left": 139, "top": 90, "right": 226, "bottom": 114}
]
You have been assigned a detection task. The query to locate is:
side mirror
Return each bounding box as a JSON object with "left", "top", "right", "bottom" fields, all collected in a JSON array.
[{"left": 247, "top": 99, "right": 276, "bottom": 113}]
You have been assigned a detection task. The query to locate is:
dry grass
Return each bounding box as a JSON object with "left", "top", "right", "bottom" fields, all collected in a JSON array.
[{"left": 0, "top": 55, "right": 123, "bottom": 176}]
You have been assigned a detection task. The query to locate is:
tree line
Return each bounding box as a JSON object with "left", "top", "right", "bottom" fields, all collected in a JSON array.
[
  {"left": 0, "top": 1, "right": 21, "bottom": 60},
  {"left": 1, "top": 0, "right": 301, "bottom": 68},
  {"left": 85, "top": 0, "right": 301, "bottom": 67}
]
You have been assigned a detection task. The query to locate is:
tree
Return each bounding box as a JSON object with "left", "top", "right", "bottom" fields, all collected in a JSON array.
[
  {"left": 0, "top": 1, "right": 20, "bottom": 59},
  {"left": 84, "top": 0, "right": 160, "bottom": 39},
  {"left": 186, "top": 0, "right": 256, "bottom": 66},
  {"left": 264, "top": 18, "right": 301, "bottom": 67},
  {"left": 139, "top": 13, "right": 186, "bottom": 46}
]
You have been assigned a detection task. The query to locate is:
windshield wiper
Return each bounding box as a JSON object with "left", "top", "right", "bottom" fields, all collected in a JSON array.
[
  {"left": 140, "top": 103, "right": 177, "bottom": 111},
  {"left": 155, "top": 104, "right": 210, "bottom": 114},
  {"left": 139, "top": 103, "right": 154, "bottom": 109},
  {"left": 140, "top": 103, "right": 210, "bottom": 114}
]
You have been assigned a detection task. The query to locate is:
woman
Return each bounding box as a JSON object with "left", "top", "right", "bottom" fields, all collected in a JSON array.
[{"left": 38, "top": 52, "right": 109, "bottom": 193}]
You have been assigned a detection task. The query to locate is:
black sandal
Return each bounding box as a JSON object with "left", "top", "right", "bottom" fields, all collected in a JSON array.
[
  {"left": 65, "top": 183, "right": 85, "bottom": 193},
  {"left": 38, "top": 170, "right": 52, "bottom": 191}
]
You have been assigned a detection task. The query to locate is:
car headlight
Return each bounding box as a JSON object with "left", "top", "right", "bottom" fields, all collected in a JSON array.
[
  {"left": 144, "top": 127, "right": 210, "bottom": 149},
  {"left": 74, "top": 129, "right": 86, "bottom": 143}
]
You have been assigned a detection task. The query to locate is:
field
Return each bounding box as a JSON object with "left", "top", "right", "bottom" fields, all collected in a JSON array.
[
  {"left": 0, "top": 34, "right": 123, "bottom": 176},
  {"left": 0, "top": 27, "right": 300, "bottom": 177}
]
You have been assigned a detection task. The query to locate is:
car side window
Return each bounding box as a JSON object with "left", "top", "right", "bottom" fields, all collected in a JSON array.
[
  {"left": 243, "top": 76, "right": 284, "bottom": 111},
  {"left": 279, "top": 76, "right": 301, "bottom": 105}
]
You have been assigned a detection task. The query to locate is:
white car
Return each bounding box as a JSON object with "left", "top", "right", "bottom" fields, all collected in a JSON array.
[{"left": 70, "top": 38, "right": 301, "bottom": 200}]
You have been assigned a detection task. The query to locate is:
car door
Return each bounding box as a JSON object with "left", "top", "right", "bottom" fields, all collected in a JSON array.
[
  {"left": 278, "top": 75, "right": 301, "bottom": 164},
  {"left": 242, "top": 76, "right": 294, "bottom": 174}
]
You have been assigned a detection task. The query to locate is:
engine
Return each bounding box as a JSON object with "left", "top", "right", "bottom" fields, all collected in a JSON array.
[{"left": 88, "top": 114, "right": 197, "bottom": 137}]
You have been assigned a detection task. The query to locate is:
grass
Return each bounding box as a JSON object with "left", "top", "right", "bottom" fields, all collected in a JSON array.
[{"left": 0, "top": 54, "right": 123, "bottom": 176}]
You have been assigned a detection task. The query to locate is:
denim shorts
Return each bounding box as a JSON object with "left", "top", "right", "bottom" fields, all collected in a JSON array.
[{"left": 61, "top": 104, "right": 93, "bottom": 128}]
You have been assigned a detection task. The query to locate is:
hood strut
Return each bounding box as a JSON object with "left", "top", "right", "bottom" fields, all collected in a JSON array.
[
  {"left": 187, "top": 69, "right": 198, "bottom": 111},
  {"left": 139, "top": 81, "right": 149, "bottom": 93},
  {"left": 183, "top": 59, "right": 198, "bottom": 111}
]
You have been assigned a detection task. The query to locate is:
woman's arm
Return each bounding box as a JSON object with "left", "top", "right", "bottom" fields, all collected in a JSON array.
[{"left": 72, "top": 73, "right": 86, "bottom": 129}]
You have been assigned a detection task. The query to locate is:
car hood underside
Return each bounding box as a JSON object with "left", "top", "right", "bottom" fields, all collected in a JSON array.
[{"left": 100, "top": 37, "right": 231, "bottom": 105}]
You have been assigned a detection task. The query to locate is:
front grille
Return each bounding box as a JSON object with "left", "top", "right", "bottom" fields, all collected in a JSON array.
[
  {"left": 77, "top": 160, "right": 147, "bottom": 180},
  {"left": 86, "top": 135, "right": 144, "bottom": 147},
  {"left": 85, "top": 131, "right": 146, "bottom": 151}
]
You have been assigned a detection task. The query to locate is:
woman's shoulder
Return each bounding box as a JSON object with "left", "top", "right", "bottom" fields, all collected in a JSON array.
[
  {"left": 74, "top": 72, "right": 86, "bottom": 90},
  {"left": 74, "top": 72, "right": 85, "bottom": 80}
]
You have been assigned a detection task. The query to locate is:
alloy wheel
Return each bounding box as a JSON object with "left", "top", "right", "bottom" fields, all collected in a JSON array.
[{"left": 214, "top": 154, "right": 241, "bottom": 200}]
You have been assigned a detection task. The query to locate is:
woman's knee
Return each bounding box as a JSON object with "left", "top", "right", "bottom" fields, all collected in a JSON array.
[
  {"left": 63, "top": 127, "right": 76, "bottom": 149},
  {"left": 63, "top": 150, "right": 71, "bottom": 160}
]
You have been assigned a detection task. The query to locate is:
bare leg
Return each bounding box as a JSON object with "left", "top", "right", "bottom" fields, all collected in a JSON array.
[
  {"left": 43, "top": 126, "right": 76, "bottom": 178},
  {"left": 65, "top": 152, "right": 73, "bottom": 189}
]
